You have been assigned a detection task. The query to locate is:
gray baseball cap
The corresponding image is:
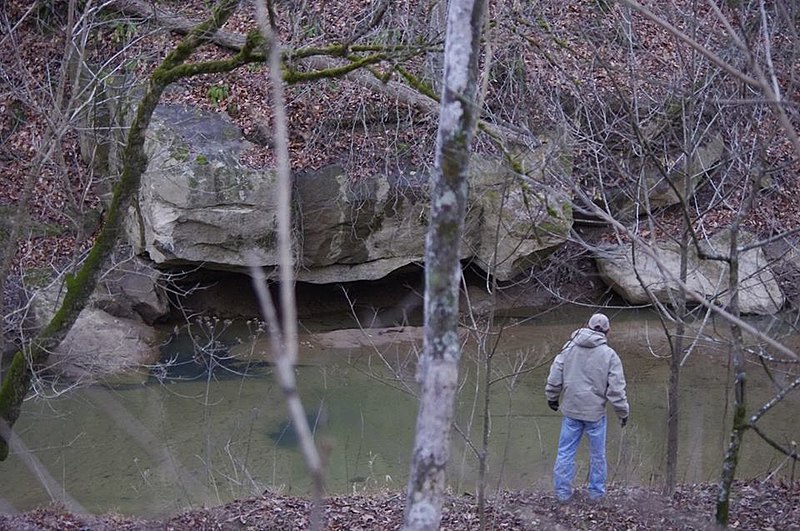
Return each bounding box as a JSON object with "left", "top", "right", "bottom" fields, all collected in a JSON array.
[{"left": 588, "top": 313, "right": 610, "bottom": 333}]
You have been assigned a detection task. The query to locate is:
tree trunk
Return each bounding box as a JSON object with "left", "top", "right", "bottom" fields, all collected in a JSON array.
[
  {"left": 715, "top": 217, "right": 747, "bottom": 526},
  {"left": 421, "top": 0, "right": 447, "bottom": 92},
  {"left": 478, "top": 345, "right": 492, "bottom": 531},
  {"left": 664, "top": 246, "right": 686, "bottom": 495},
  {"left": 715, "top": 158, "right": 759, "bottom": 525},
  {"left": 402, "top": 1, "right": 486, "bottom": 529},
  {"left": 665, "top": 94, "right": 698, "bottom": 495}
]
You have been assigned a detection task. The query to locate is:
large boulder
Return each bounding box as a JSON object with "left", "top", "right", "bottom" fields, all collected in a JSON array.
[
  {"left": 128, "top": 105, "right": 280, "bottom": 267},
  {"left": 467, "top": 147, "right": 572, "bottom": 280},
  {"left": 595, "top": 230, "right": 784, "bottom": 315},
  {"left": 764, "top": 239, "right": 800, "bottom": 309},
  {"left": 129, "top": 105, "right": 573, "bottom": 282},
  {"left": 605, "top": 133, "right": 724, "bottom": 219},
  {"left": 46, "top": 308, "right": 160, "bottom": 385},
  {"left": 292, "top": 166, "right": 429, "bottom": 283},
  {"left": 27, "top": 252, "right": 170, "bottom": 383},
  {"left": 92, "top": 255, "right": 170, "bottom": 324}
]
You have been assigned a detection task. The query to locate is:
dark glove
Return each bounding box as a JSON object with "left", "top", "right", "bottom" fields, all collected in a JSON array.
[
  {"left": 548, "top": 400, "right": 559, "bottom": 412},
  {"left": 621, "top": 416, "right": 628, "bottom": 428}
]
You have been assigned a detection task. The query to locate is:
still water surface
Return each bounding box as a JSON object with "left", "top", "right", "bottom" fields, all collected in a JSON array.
[{"left": 1, "top": 309, "right": 798, "bottom": 517}]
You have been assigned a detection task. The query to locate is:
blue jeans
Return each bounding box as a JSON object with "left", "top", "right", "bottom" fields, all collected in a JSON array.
[{"left": 553, "top": 415, "right": 607, "bottom": 501}]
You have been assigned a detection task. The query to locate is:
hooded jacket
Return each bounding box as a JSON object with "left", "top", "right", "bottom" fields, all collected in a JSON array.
[{"left": 545, "top": 327, "right": 629, "bottom": 422}]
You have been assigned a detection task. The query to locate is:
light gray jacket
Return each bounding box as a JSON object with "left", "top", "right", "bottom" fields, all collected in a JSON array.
[{"left": 545, "top": 327, "right": 629, "bottom": 422}]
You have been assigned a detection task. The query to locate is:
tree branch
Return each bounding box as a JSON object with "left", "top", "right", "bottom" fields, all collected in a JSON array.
[{"left": 106, "top": 0, "right": 539, "bottom": 148}]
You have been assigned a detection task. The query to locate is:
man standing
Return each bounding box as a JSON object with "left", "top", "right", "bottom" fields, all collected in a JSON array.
[{"left": 545, "top": 312, "right": 629, "bottom": 502}]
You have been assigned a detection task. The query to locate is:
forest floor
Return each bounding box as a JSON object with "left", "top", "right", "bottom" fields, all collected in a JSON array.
[{"left": 1, "top": 480, "right": 798, "bottom": 530}]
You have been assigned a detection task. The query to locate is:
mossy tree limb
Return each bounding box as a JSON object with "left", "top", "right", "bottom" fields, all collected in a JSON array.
[
  {"left": 109, "top": 0, "right": 537, "bottom": 149},
  {"left": 0, "top": 0, "right": 249, "bottom": 461},
  {"left": 282, "top": 53, "right": 388, "bottom": 84}
]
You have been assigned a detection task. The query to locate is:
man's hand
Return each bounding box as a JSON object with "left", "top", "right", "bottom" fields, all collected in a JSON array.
[
  {"left": 621, "top": 416, "right": 628, "bottom": 428},
  {"left": 548, "top": 400, "right": 559, "bottom": 412}
]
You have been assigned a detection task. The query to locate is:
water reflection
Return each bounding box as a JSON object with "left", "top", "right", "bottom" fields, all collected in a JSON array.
[{"left": 1, "top": 309, "right": 798, "bottom": 517}]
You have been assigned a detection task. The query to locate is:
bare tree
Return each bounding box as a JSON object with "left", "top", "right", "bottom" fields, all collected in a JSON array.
[
  {"left": 615, "top": 1, "right": 800, "bottom": 524},
  {"left": 403, "top": 1, "right": 487, "bottom": 529},
  {"left": 245, "top": 1, "right": 325, "bottom": 529},
  {"left": 510, "top": 1, "right": 798, "bottom": 519},
  {"left": 0, "top": 0, "right": 103, "bottom": 357},
  {"left": 0, "top": 0, "right": 253, "bottom": 460}
]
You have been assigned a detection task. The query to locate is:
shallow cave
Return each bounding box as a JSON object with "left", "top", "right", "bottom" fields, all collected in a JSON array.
[
  {"left": 162, "top": 264, "right": 429, "bottom": 331},
  {"left": 159, "top": 252, "right": 611, "bottom": 331}
]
